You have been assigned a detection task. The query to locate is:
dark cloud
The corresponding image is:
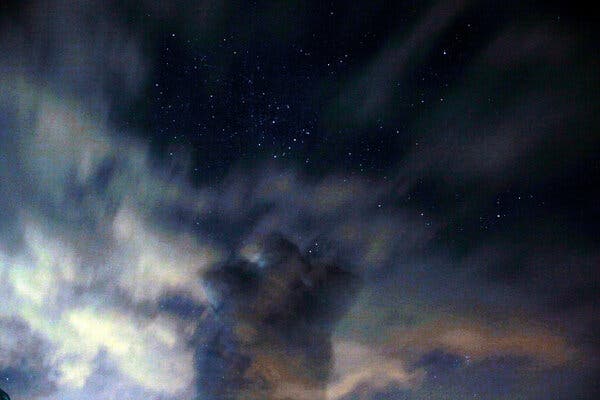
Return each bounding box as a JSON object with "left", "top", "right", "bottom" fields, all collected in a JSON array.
[
  {"left": 0, "top": 318, "right": 57, "bottom": 399},
  {"left": 197, "top": 233, "right": 359, "bottom": 399}
]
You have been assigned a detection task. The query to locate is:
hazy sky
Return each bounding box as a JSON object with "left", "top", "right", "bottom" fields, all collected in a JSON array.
[{"left": 0, "top": 1, "right": 598, "bottom": 399}]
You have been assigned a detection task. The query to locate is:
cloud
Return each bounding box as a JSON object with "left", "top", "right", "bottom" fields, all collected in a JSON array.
[
  {"left": 0, "top": 78, "right": 214, "bottom": 397},
  {"left": 326, "top": 0, "right": 468, "bottom": 127},
  {"left": 63, "top": 308, "right": 194, "bottom": 393},
  {"left": 1, "top": 219, "right": 197, "bottom": 395},
  {"left": 197, "top": 234, "right": 360, "bottom": 399},
  {"left": 0, "top": 317, "right": 57, "bottom": 399},
  {"left": 44, "top": 348, "right": 194, "bottom": 400},
  {"left": 327, "top": 340, "right": 424, "bottom": 400},
  {"left": 399, "top": 21, "right": 598, "bottom": 190},
  {"left": 386, "top": 317, "right": 577, "bottom": 368},
  {"left": 112, "top": 205, "right": 220, "bottom": 304},
  {"left": 1, "top": 74, "right": 592, "bottom": 397}
]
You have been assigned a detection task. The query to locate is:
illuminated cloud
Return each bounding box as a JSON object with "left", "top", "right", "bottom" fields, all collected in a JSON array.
[
  {"left": 1, "top": 215, "right": 198, "bottom": 396},
  {"left": 327, "top": 341, "right": 424, "bottom": 399},
  {"left": 386, "top": 317, "right": 577, "bottom": 368},
  {"left": 0, "top": 81, "right": 214, "bottom": 398}
]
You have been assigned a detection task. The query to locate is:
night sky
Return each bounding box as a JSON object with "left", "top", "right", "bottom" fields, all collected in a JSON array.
[{"left": 0, "top": 1, "right": 599, "bottom": 399}]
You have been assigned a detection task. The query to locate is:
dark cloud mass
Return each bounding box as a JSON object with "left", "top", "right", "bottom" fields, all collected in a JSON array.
[
  {"left": 197, "top": 234, "right": 358, "bottom": 399},
  {"left": 0, "top": 318, "right": 56, "bottom": 398},
  {"left": 0, "top": 1, "right": 599, "bottom": 399}
]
